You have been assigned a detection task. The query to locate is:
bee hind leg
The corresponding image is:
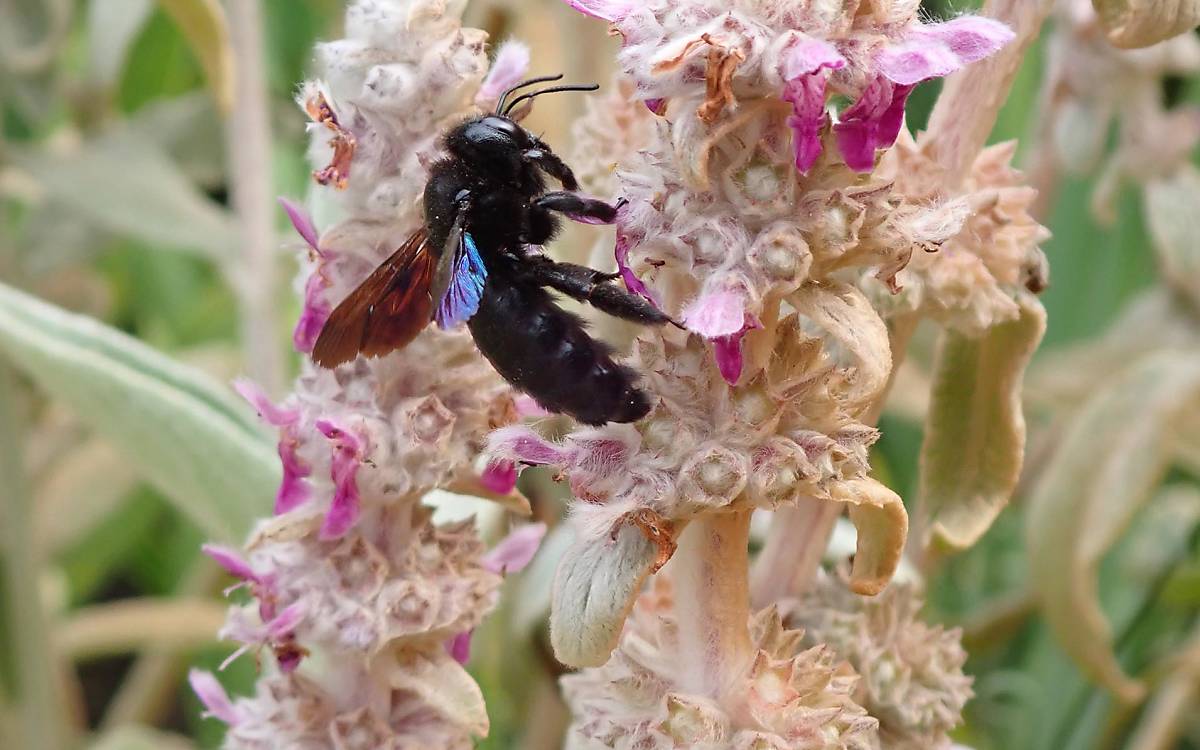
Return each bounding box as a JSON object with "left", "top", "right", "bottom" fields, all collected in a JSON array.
[{"left": 518, "top": 257, "right": 675, "bottom": 326}]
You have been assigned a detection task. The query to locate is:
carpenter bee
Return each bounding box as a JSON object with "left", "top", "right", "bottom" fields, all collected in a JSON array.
[{"left": 312, "top": 75, "right": 674, "bottom": 425}]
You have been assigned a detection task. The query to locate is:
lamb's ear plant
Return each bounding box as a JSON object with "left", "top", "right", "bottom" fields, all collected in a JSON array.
[{"left": 171, "top": 0, "right": 1200, "bottom": 748}]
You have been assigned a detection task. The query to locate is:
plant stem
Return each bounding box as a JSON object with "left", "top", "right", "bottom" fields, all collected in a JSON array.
[
  {"left": 0, "top": 363, "right": 62, "bottom": 750},
  {"left": 224, "top": 0, "right": 285, "bottom": 393},
  {"left": 670, "top": 510, "right": 753, "bottom": 700},
  {"left": 749, "top": 315, "right": 919, "bottom": 604},
  {"left": 749, "top": 497, "right": 841, "bottom": 607}
]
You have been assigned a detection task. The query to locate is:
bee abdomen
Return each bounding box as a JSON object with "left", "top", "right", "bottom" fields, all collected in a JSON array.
[{"left": 468, "top": 274, "right": 651, "bottom": 425}]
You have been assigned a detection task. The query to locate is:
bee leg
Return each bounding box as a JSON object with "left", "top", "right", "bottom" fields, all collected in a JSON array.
[
  {"left": 533, "top": 191, "right": 619, "bottom": 224},
  {"left": 523, "top": 145, "right": 579, "bottom": 191},
  {"left": 519, "top": 257, "right": 675, "bottom": 326}
]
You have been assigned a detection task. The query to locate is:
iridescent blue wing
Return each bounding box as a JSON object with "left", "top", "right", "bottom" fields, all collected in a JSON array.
[{"left": 434, "top": 230, "right": 488, "bottom": 329}]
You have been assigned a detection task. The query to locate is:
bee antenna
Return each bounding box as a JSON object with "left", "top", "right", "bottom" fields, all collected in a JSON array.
[
  {"left": 502, "top": 83, "right": 601, "bottom": 116},
  {"left": 495, "top": 74, "right": 565, "bottom": 115}
]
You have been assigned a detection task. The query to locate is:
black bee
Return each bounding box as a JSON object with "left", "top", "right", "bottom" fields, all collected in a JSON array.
[{"left": 311, "top": 75, "right": 673, "bottom": 425}]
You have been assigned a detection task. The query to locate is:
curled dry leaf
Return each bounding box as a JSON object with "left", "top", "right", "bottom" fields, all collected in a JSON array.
[
  {"left": 380, "top": 648, "right": 490, "bottom": 738},
  {"left": 917, "top": 296, "right": 1046, "bottom": 551},
  {"left": 792, "top": 284, "right": 893, "bottom": 414},
  {"left": 1093, "top": 0, "right": 1200, "bottom": 49},
  {"left": 550, "top": 520, "right": 660, "bottom": 668},
  {"left": 1145, "top": 165, "right": 1200, "bottom": 310},
  {"left": 1026, "top": 350, "right": 1200, "bottom": 703},
  {"left": 829, "top": 478, "right": 908, "bottom": 596}
]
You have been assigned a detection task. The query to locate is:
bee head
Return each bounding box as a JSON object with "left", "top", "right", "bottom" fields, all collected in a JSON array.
[{"left": 445, "top": 115, "right": 532, "bottom": 180}]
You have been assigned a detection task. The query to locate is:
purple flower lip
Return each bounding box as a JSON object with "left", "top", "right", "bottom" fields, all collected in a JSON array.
[
  {"left": 315, "top": 419, "right": 364, "bottom": 540},
  {"left": 189, "top": 670, "right": 242, "bottom": 726}
]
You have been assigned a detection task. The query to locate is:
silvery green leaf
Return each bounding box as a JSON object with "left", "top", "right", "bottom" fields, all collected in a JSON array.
[
  {"left": 0, "top": 282, "right": 275, "bottom": 542},
  {"left": 12, "top": 135, "right": 236, "bottom": 260},
  {"left": 1026, "top": 350, "right": 1200, "bottom": 703},
  {"left": 551, "top": 522, "right": 658, "bottom": 668},
  {"left": 1146, "top": 165, "right": 1200, "bottom": 311},
  {"left": 917, "top": 296, "right": 1046, "bottom": 551},
  {"left": 87, "top": 0, "right": 153, "bottom": 87}
]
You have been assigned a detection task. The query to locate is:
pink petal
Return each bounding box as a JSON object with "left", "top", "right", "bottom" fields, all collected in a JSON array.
[
  {"left": 278, "top": 197, "right": 319, "bottom": 252},
  {"left": 276, "top": 431, "right": 312, "bottom": 515},
  {"left": 315, "top": 420, "right": 363, "bottom": 539},
  {"left": 833, "top": 77, "right": 914, "bottom": 172},
  {"left": 780, "top": 36, "right": 845, "bottom": 81},
  {"left": 487, "top": 426, "right": 574, "bottom": 466},
  {"left": 202, "top": 544, "right": 258, "bottom": 583},
  {"left": 446, "top": 630, "right": 473, "bottom": 664},
  {"left": 233, "top": 377, "right": 300, "bottom": 427},
  {"left": 682, "top": 288, "right": 748, "bottom": 338},
  {"left": 266, "top": 602, "right": 305, "bottom": 639},
  {"left": 293, "top": 270, "right": 332, "bottom": 354},
  {"left": 780, "top": 39, "right": 846, "bottom": 174},
  {"left": 560, "top": 0, "right": 636, "bottom": 21},
  {"left": 713, "top": 314, "right": 763, "bottom": 385},
  {"left": 615, "top": 233, "right": 663, "bottom": 307},
  {"left": 477, "top": 41, "right": 531, "bottom": 105},
  {"left": 480, "top": 459, "right": 519, "bottom": 494},
  {"left": 644, "top": 98, "right": 667, "bottom": 116},
  {"left": 482, "top": 522, "right": 548, "bottom": 574},
  {"left": 188, "top": 670, "right": 241, "bottom": 725},
  {"left": 276, "top": 649, "right": 303, "bottom": 674},
  {"left": 877, "top": 17, "right": 1015, "bottom": 86}
]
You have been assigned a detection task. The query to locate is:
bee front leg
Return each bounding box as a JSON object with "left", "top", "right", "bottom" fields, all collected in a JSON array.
[
  {"left": 533, "top": 191, "right": 622, "bottom": 225},
  {"left": 518, "top": 256, "right": 676, "bottom": 326}
]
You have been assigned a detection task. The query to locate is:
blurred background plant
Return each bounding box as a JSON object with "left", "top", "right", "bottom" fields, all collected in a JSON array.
[{"left": 0, "top": 0, "right": 1198, "bottom": 749}]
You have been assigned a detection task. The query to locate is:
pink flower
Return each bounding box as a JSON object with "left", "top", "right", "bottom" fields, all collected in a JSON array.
[
  {"left": 482, "top": 522, "right": 548, "bottom": 574},
  {"left": 476, "top": 41, "right": 531, "bottom": 106},
  {"left": 876, "top": 17, "right": 1016, "bottom": 86},
  {"left": 487, "top": 425, "right": 577, "bottom": 466},
  {"left": 834, "top": 77, "right": 915, "bottom": 172},
  {"left": 779, "top": 37, "right": 846, "bottom": 173},
  {"left": 233, "top": 378, "right": 300, "bottom": 427},
  {"left": 615, "top": 233, "right": 662, "bottom": 307},
  {"left": 480, "top": 460, "right": 518, "bottom": 494},
  {"left": 682, "top": 288, "right": 748, "bottom": 338},
  {"left": 315, "top": 419, "right": 364, "bottom": 539},
  {"left": 293, "top": 269, "right": 332, "bottom": 354},
  {"left": 232, "top": 379, "right": 312, "bottom": 514},
  {"left": 189, "top": 669, "right": 243, "bottom": 725},
  {"left": 278, "top": 197, "right": 320, "bottom": 252},
  {"left": 714, "top": 313, "right": 764, "bottom": 385},
  {"left": 836, "top": 17, "right": 1014, "bottom": 172}
]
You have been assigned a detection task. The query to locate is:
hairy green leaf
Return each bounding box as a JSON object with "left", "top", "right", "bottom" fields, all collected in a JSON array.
[
  {"left": 12, "top": 135, "right": 236, "bottom": 260},
  {"left": 551, "top": 523, "right": 659, "bottom": 668},
  {"left": 917, "top": 296, "right": 1046, "bottom": 551},
  {"left": 1026, "top": 350, "right": 1200, "bottom": 703},
  {"left": 1145, "top": 165, "right": 1200, "bottom": 311},
  {"left": 0, "top": 282, "right": 275, "bottom": 542}
]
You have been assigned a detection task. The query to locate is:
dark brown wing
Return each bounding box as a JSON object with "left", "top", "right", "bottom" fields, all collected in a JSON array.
[{"left": 311, "top": 229, "right": 435, "bottom": 368}]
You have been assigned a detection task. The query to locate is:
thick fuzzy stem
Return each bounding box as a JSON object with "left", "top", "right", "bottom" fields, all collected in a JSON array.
[
  {"left": 670, "top": 510, "right": 754, "bottom": 699},
  {"left": 750, "top": 497, "right": 841, "bottom": 608},
  {"left": 923, "top": 0, "right": 1057, "bottom": 188}
]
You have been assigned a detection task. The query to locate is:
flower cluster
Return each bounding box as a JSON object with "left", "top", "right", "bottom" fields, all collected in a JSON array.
[
  {"left": 562, "top": 580, "right": 879, "bottom": 750},
  {"left": 192, "top": 1, "right": 540, "bottom": 746},
  {"left": 785, "top": 572, "right": 973, "bottom": 750},
  {"left": 865, "top": 132, "right": 1050, "bottom": 334},
  {"left": 487, "top": 0, "right": 1012, "bottom": 676}
]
